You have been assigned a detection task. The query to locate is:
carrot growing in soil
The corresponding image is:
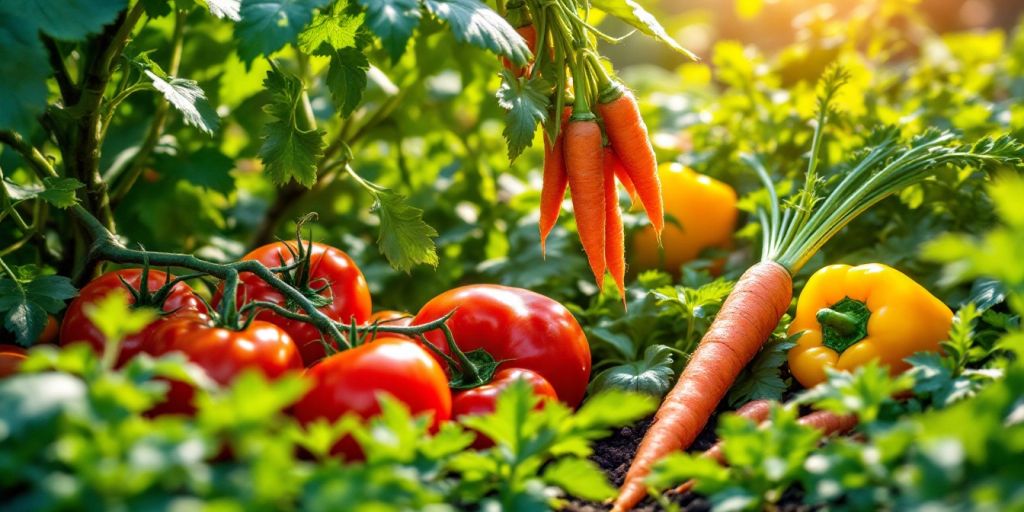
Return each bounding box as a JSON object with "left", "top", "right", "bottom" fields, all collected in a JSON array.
[
  {"left": 598, "top": 82, "right": 664, "bottom": 236},
  {"left": 564, "top": 115, "right": 606, "bottom": 286},
  {"left": 611, "top": 68, "right": 1024, "bottom": 511}
]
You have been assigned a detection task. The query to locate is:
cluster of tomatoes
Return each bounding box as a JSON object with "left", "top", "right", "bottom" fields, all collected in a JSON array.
[{"left": 5, "top": 240, "right": 592, "bottom": 458}]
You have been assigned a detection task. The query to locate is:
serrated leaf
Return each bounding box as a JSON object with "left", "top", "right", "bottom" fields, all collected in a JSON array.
[
  {"left": 0, "top": 16, "right": 50, "bottom": 134},
  {"left": 543, "top": 458, "right": 617, "bottom": 501},
  {"left": 16, "top": 0, "right": 128, "bottom": 41},
  {"left": 145, "top": 70, "right": 220, "bottom": 135},
  {"left": 423, "top": 0, "right": 531, "bottom": 66},
  {"left": 236, "top": 0, "right": 329, "bottom": 64},
  {"left": 0, "top": 275, "right": 77, "bottom": 347},
  {"left": 259, "top": 66, "right": 325, "bottom": 188},
  {"left": 298, "top": 1, "right": 363, "bottom": 54},
  {"left": 728, "top": 335, "right": 797, "bottom": 407},
  {"left": 205, "top": 0, "right": 241, "bottom": 20},
  {"left": 326, "top": 47, "right": 369, "bottom": 117},
  {"left": 37, "top": 177, "right": 85, "bottom": 208},
  {"left": 355, "top": 0, "right": 421, "bottom": 62},
  {"left": 590, "top": 0, "right": 698, "bottom": 60},
  {"left": 588, "top": 344, "right": 675, "bottom": 397},
  {"left": 496, "top": 73, "right": 549, "bottom": 161},
  {"left": 374, "top": 189, "right": 439, "bottom": 272}
]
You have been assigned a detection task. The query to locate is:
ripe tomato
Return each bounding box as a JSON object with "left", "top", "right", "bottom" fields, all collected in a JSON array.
[
  {"left": 0, "top": 345, "right": 27, "bottom": 378},
  {"left": 293, "top": 337, "right": 451, "bottom": 459},
  {"left": 452, "top": 368, "right": 556, "bottom": 448},
  {"left": 59, "top": 269, "right": 206, "bottom": 365},
  {"left": 217, "top": 241, "right": 372, "bottom": 366},
  {"left": 412, "top": 285, "right": 591, "bottom": 407},
  {"left": 37, "top": 315, "right": 58, "bottom": 345},
  {"left": 147, "top": 314, "right": 303, "bottom": 415},
  {"left": 632, "top": 163, "right": 738, "bottom": 274}
]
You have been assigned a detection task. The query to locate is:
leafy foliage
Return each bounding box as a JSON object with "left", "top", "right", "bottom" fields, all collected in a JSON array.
[
  {"left": 259, "top": 65, "right": 326, "bottom": 188},
  {"left": 0, "top": 270, "right": 76, "bottom": 346}
]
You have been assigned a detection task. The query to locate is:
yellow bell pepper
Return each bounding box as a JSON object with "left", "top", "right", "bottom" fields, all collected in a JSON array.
[{"left": 787, "top": 263, "right": 953, "bottom": 388}]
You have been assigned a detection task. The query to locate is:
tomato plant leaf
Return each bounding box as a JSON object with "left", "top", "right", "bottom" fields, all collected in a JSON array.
[
  {"left": 204, "top": 0, "right": 242, "bottom": 21},
  {"left": 236, "top": 0, "right": 329, "bottom": 64},
  {"left": 496, "top": 72, "right": 550, "bottom": 161},
  {"left": 590, "top": 0, "right": 698, "bottom": 60},
  {"left": 422, "top": 0, "right": 531, "bottom": 66},
  {"left": 588, "top": 344, "right": 675, "bottom": 397},
  {"left": 728, "top": 334, "right": 798, "bottom": 407},
  {"left": 18, "top": 0, "right": 128, "bottom": 41},
  {"left": 326, "top": 47, "right": 369, "bottom": 117},
  {"left": 259, "top": 66, "right": 325, "bottom": 188},
  {"left": 373, "top": 189, "right": 439, "bottom": 272},
  {"left": 0, "top": 274, "right": 76, "bottom": 347},
  {"left": 0, "top": 16, "right": 50, "bottom": 134},
  {"left": 355, "top": 0, "right": 421, "bottom": 62},
  {"left": 298, "top": 1, "right": 364, "bottom": 53},
  {"left": 542, "top": 457, "right": 617, "bottom": 501},
  {"left": 38, "top": 177, "right": 85, "bottom": 208},
  {"left": 144, "top": 71, "right": 219, "bottom": 135}
]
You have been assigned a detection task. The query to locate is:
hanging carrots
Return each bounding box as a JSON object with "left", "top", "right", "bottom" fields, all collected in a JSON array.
[
  {"left": 564, "top": 116, "right": 606, "bottom": 287},
  {"left": 605, "top": 146, "right": 638, "bottom": 205},
  {"left": 604, "top": 154, "right": 626, "bottom": 299},
  {"left": 501, "top": 24, "right": 537, "bottom": 77},
  {"left": 538, "top": 108, "right": 572, "bottom": 254}
]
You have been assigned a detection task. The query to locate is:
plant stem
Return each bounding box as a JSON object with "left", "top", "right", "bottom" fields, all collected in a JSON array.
[{"left": 43, "top": 36, "right": 78, "bottom": 104}]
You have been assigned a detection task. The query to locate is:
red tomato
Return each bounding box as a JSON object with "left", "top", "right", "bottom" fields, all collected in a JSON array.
[
  {"left": 412, "top": 285, "right": 591, "bottom": 407},
  {"left": 60, "top": 269, "right": 206, "bottom": 365},
  {"left": 147, "top": 314, "right": 303, "bottom": 415},
  {"left": 0, "top": 345, "right": 27, "bottom": 378},
  {"left": 37, "top": 316, "right": 58, "bottom": 345},
  {"left": 452, "top": 368, "right": 557, "bottom": 448},
  {"left": 216, "top": 242, "right": 372, "bottom": 366},
  {"left": 365, "top": 310, "right": 414, "bottom": 341},
  {"left": 293, "top": 337, "right": 452, "bottom": 460}
]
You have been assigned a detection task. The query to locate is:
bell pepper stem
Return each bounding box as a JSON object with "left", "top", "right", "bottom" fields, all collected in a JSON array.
[{"left": 816, "top": 308, "right": 859, "bottom": 337}]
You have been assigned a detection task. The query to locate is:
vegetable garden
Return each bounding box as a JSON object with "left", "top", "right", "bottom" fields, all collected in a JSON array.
[{"left": 1, "top": 0, "right": 1023, "bottom": 510}]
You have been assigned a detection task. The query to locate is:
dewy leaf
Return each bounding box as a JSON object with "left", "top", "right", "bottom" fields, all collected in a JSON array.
[
  {"left": 542, "top": 458, "right": 617, "bottom": 501},
  {"left": 0, "top": 274, "right": 77, "bottom": 347},
  {"left": 326, "top": 47, "right": 369, "bottom": 117},
  {"left": 145, "top": 70, "right": 220, "bottom": 135},
  {"left": 37, "top": 177, "right": 85, "bottom": 208},
  {"left": 204, "top": 0, "right": 242, "bottom": 21},
  {"left": 590, "top": 0, "right": 698, "bottom": 60},
  {"left": 259, "top": 66, "right": 325, "bottom": 188},
  {"left": 236, "top": 0, "right": 329, "bottom": 64},
  {"left": 355, "top": 0, "right": 421, "bottom": 62},
  {"left": 298, "top": 1, "right": 364, "bottom": 54},
  {"left": 496, "top": 73, "right": 550, "bottom": 161},
  {"left": 423, "top": 0, "right": 531, "bottom": 66},
  {"left": 18, "top": 0, "right": 128, "bottom": 41},
  {"left": 374, "top": 189, "right": 439, "bottom": 272},
  {"left": 0, "top": 16, "right": 50, "bottom": 134}
]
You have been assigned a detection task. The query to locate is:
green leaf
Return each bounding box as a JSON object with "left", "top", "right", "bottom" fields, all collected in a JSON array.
[
  {"left": 259, "top": 66, "right": 325, "bottom": 188},
  {"left": 542, "top": 457, "right": 617, "bottom": 501},
  {"left": 17, "top": 0, "right": 128, "bottom": 41},
  {"left": 0, "top": 275, "right": 76, "bottom": 346},
  {"left": 326, "top": 47, "right": 369, "bottom": 117},
  {"left": 38, "top": 177, "right": 85, "bottom": 208},
  {"left": 0, "top": 16, "right": 50, "bottom": 134},
  {"left": 204, "top": 0, "right": 241, "bottom": 20},
  {"left": 83, "top": 291, "right": 158, "bottom": 346},
  {"left": 590, "top": 0, "right": 698, "bottom": 60},
  {"left": 728, "top": 334, "right": 798, "bottom": 407},
  {"left": 141, "top": 0, "right": 172, "bottom": 18},
  {"left": 355, "top": 0, "right": 421, "bottom": 62},
  {"left": 588, "top": 344, "right": 674, "bottom": 397},
  {"left": 155, "top": 148, "right": 235, "bottom": 195},
  {"left": 648, "top": 451, "right": 731, "bottom": 493},
  {"left": 423, "top": 0, "right": 531, "bottom": 66},
  {"left": 373, "top": 189, "right": 439, "bottom": 272},
  {"left": 570, "top": 389, "right": 658, "bottom": 431},
  {"left": 298, "top": 1, "right": 363, "bottom": 54},
  {"left": 496, "top": 73, "right": 550, "bottom": 161},
  {"left": 236, "top": 0, "right": 329, "bottom": 64},
  {"left": 145, "top": 71, "right": 220, "bottom": 135}
]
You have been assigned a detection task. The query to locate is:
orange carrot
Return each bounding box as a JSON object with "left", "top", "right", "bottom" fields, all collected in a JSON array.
[
  {"left": 565, "top": 117, "right": 606, "bottom": 287},
  {"left": 604, "top": 156, "right": 626, "bottom": 300},
  {"left": 502, "top": 25, "right": 537, "bottom": 77},
  {"left": 598, "top": 84, "right": 663, "bottom": 236},
  {"left": 605, "top": 146, "right": 638, "bottom": 205},
  {"left": 674, "top": 404, "right": 856, "bottom": 495},
  {"left": 539, "top": 108, "right": 573, "bottom": 254},
  {"left": 613, "top": 261, "right": 792, "bottom": 512}
]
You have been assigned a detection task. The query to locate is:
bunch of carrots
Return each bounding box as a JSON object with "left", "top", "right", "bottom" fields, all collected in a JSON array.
[{"left": 500, "top": 2, "right": 666, "bottom": 299}]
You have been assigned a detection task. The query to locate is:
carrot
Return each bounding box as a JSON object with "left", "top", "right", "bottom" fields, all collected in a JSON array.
[
  {"left": 605, "top": 146, "right": 638, "bottom": 205},
  {"left": 612, "top": 261, "right": 792, "bottom": 512},
  {"left": 598, "top": 84, "right": 663, "bottom": 236},
  {"left": 674, "top": 404, "right": 856, "bottom": 495},
  {"left": 564, "top": 117, "right": 607, "bottom": 287},
  {"left": 604, "top": 155, "right": 626, "bottom": 300},
  {"left": 539, "top": 108, "right": 573, "bottom": 254},
  {"left": 502, "top": 25, "right": 537, "bottom": 77}
]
